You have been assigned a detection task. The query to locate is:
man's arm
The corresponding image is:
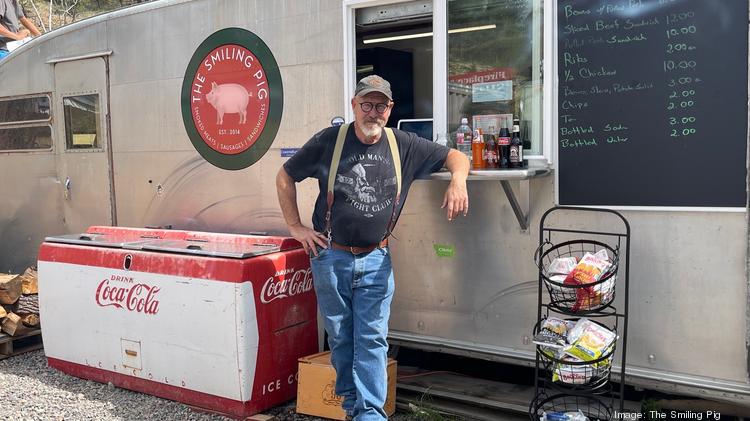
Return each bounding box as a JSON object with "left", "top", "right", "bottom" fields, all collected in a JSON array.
[
  {"left": 0, "top": 24, "right": 28, "bottom": 41},
  {"left": 440, "top": 149, "right": 470, "bottom": 221},
  {"left": 19, "top": 17, "right": 40, "bottom": 37},
  {"left": 276, "top": 167, "right": 328, "bottom": 255}
]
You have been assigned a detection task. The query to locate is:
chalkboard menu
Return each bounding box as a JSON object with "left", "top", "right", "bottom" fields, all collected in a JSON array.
[{"left": 557, "top": 0, "right": 748, "bottom": 207}]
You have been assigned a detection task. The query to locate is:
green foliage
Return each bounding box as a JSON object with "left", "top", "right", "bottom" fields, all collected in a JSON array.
[{"left": 405, "top": 391, "right": 464, "bottom": 421}]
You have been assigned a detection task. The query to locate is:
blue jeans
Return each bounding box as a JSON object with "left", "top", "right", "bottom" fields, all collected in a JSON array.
[
  {"left": 0, "top": 50, "right": 8, "bottom": 60},
  {"left": 310, "top": 245, "right": 394, "bottom": 421}
]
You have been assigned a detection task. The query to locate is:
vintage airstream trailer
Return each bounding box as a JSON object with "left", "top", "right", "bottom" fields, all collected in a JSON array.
[{"left": 0, "top": 0, "right": 747, "bottom": 409}]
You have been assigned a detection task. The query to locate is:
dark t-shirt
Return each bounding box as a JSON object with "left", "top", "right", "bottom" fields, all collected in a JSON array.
[
  {"left": 0, "top": 0, "right": 24, "bottom": 51},
  {"left": 284, "top": 125, "right": 449, "bottom": 247}
]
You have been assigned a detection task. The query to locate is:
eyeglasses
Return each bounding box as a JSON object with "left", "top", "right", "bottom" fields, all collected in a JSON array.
[{"left": 358, "top": 102, "right": 390, "bottom": 114}]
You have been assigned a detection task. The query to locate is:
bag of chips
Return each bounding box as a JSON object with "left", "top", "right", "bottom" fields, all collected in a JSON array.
[
  {"left": 565, "top": 319, "right": 617, "bottom": 361},
  {"left": 563, "top": 249, "right": 612, "bottom": 311},
  {"left": 540, "top": 410, "right": 589, "bottom": 421},
  {"left": 552, "top": 361, "right": 589, "bottom": 384},
  {"left": 547, "top": 256, "right": 578, "bottom": 277},
  {"left": 533, "top": 317, "right": 572, "bottom": 349}
]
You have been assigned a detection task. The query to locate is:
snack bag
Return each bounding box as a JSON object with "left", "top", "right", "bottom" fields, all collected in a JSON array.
[
  {"left": 541, "top": 410, "right": 589, "bottom": 421},
  {"left": 566, "top": 319, "right": 617, "bottom": 361},
  {"left": 541, "top": 317, "right": 574, "bottom": 336},
  {"left": 536, "top": 318, "right": 579, "bottom": 359},
  {"left": 593, "top": 276, "right": 616, "bottom": 306},
  {"left": 534, "top": 317, "right": 578, "bottom": 350},
  {"left": 547, "top": 256, "right": 578, "bottom": 277},
  {"left": 552, "top": 363, "right": 590, "bottom": 384},
  {"left": 552, "top": 353, "right": 612, "bottom": 384},
  {"left": 533, "top": 329, "right": 567, "bottom": 350},
  {"left": 563, "top": 250, "right": 612, "bottom": 311}
]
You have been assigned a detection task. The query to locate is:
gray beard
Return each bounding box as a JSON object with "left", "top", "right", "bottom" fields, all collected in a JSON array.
[{"left": 357, "top": 120, "right": 383, "bottom": 138}]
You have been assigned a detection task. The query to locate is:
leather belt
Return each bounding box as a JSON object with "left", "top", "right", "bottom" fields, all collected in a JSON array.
[{"left": 331, "top": 239, "right": 388, "bottom": 255}]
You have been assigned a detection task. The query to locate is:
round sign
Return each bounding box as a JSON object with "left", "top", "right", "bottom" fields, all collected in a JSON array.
[{"left": 181, "top": 28, "right": 283, "bottom": 170}]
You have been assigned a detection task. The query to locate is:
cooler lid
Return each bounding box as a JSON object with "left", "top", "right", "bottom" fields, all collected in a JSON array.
[
  {"left": 44, "top": 233, "right": 161, "bottom": 249},
  {"left": 138, "top": 239, "right": 281, "bottom": 258}
]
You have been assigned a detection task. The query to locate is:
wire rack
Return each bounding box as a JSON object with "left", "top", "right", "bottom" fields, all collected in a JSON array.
[{"left": 531, "top": 206, "right": 630, "bottom": 420}]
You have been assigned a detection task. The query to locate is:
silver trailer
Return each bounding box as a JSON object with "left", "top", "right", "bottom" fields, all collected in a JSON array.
[{"left": 0, "top": 0, "right": 747, "bottom": 407}]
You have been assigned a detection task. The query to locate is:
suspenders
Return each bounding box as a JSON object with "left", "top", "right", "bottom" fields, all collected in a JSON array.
[{"left": 324, "top": 123, "right": 402, "bottom": 243}]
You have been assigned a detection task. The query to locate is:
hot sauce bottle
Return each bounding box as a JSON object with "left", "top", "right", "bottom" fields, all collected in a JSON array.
[{"left": 471, "top": 129, "right": 485, "bottom": 169}]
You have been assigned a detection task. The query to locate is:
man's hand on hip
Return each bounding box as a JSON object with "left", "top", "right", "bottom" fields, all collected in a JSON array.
[{"left": 289, "top": 223, "right": 328, "bottom": 256}]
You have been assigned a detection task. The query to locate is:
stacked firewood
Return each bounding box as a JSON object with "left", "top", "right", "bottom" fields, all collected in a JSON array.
[{"left": 0, "top": 267, "right": 40, "bottom": 336}]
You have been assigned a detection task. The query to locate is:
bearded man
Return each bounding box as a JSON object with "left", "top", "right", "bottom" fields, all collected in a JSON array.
[{"left": 276, "top": 75, "right": 469, "bottom": 421}]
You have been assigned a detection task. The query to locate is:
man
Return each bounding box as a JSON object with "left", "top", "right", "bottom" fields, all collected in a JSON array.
[
  {"left": 0, "top": 0, "right": 41, "bottom": 60},
  {"left": 277, "top": 75, "right": 469, "bottom": 420}
]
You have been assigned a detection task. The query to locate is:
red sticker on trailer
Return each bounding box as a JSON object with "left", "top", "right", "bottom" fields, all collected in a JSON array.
[
  {"left": 189, "top": 44, "right": 269, "bottom": 155},
  {"left": 181, "top": 28, "right": 283, "bottom": 170}
]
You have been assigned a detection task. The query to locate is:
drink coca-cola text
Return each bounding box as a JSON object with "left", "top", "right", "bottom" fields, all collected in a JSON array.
[
  {"left": 95, "top": 276, "right": 161, "bottom": 315},
  {"left": 260, "top": 268, "right": 313, "bottom": 304}
]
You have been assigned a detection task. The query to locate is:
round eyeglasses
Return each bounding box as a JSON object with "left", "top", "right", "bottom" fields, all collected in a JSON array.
[{"left": 358, "top": 102, "right": 390, "bottom": 114}]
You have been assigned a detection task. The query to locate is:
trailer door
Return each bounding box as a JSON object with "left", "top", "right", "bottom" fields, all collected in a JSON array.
[{"left": 53, "top": 57, "right": 115, "bottom": 232}]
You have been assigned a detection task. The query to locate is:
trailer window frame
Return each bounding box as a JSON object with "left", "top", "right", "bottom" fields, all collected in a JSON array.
[
  {"left": 0, "top": 93, "right": 52, "bottom": 127},
  {"left": 0, "top": 93, "right": 54, "bottom": 152},
  {"left": 0, "top": 123, "right": 54, "bottom": 152},
  {"left": 343, "top": 0, "right": 554, "bottom": 164},
  {"left": 62, "top": 93, "right": 102, "bottom": 151}
]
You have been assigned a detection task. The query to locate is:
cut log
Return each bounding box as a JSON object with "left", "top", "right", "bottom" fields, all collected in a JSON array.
[
  {"left": 1, "top": 312, "right": 23, "bottom": 336},
  {"left": 21, "top": 313, "right": 39, "bottom": 328},
  {"left": 0, "top": 306, "right": 6, "bottom": 319},
  {"left": 0, "top": 274, "right": 22, "bottom": 305},
  {"left": 19, "top": 267, "right": 38, "bottom": 295},
  {"left": 15, "top": 294, "right": 38, "bottom": 315}
]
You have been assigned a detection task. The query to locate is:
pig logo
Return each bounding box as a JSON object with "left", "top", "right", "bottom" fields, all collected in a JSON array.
[
  {"left": 206, "top": 82, "right": 251, "bottom": 125},
  {"left": 181, "top": 28, "right": 283, "bottom": 170}
]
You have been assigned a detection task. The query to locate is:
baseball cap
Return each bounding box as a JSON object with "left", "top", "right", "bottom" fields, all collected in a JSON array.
[{"left": 354, "top": 75, "right": 393, "bottom": 100}]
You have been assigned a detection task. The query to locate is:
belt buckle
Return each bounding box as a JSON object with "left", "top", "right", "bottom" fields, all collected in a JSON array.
[{"left": 350, "top": 246, "right": 359, "bottom": 255}]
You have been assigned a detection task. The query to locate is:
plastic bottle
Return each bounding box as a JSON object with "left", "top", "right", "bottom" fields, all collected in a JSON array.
[{"left": 455, "top": 117, "right": 473, "bottom": 161}]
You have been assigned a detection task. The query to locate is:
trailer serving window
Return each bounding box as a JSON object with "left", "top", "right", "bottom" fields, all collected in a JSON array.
[
  {"left": 447, "top": 0, "right": 544, "bottom": 156},
  {"left": 345, "top": 0, "right": 547, "bottom": 160},
  {"left": 63, "top": 94, "right": 101, "bottom": 149},
  {"left": 0, "top": 95, "right": 52, "bottom": 151}
]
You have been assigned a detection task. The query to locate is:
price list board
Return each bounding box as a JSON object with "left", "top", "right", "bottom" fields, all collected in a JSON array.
[{"left": 557, "top": 0, "right": 748, "bottom": 207}]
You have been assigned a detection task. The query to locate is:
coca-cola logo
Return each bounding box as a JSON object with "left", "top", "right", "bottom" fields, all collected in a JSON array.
[
  {"left": 95, "top": 275, "right": 160, "bottom": 315},
  {"left": 260, "top": 268, "right": 313, "bottom": 304}
]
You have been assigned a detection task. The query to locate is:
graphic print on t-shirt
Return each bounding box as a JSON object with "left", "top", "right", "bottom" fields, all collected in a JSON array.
[{"left": 336, "top": 153, "right": 397, "bottom": 218}]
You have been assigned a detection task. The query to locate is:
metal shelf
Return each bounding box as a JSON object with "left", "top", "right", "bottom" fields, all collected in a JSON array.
[
  {"left": 430, "top": 164, "right": 552, "bottom": 230},
  {"left": 533, "top": 206, "right": 631, "bottom": 416}
]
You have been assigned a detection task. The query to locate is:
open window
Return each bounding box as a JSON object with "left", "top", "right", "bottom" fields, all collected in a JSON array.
[
  {"left": 346, "top": 0, "right": 545, "bottom": 158},
  {"left": 355, "top": 1, "right": 434, "bottom": 138}
]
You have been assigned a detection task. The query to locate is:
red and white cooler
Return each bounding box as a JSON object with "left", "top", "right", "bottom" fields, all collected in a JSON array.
[{"left": 38, "top": 226, "right": 318, "bottom": 419}]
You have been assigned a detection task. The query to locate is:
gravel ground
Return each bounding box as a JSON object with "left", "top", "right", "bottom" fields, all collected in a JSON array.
[{"left": 0, "top": 350, "right": 414, "bottom": 421}]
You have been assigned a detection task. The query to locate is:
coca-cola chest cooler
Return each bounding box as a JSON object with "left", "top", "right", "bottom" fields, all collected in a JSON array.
[{"left": 37, "top": 226, "right": 318, "bottom": 419}]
